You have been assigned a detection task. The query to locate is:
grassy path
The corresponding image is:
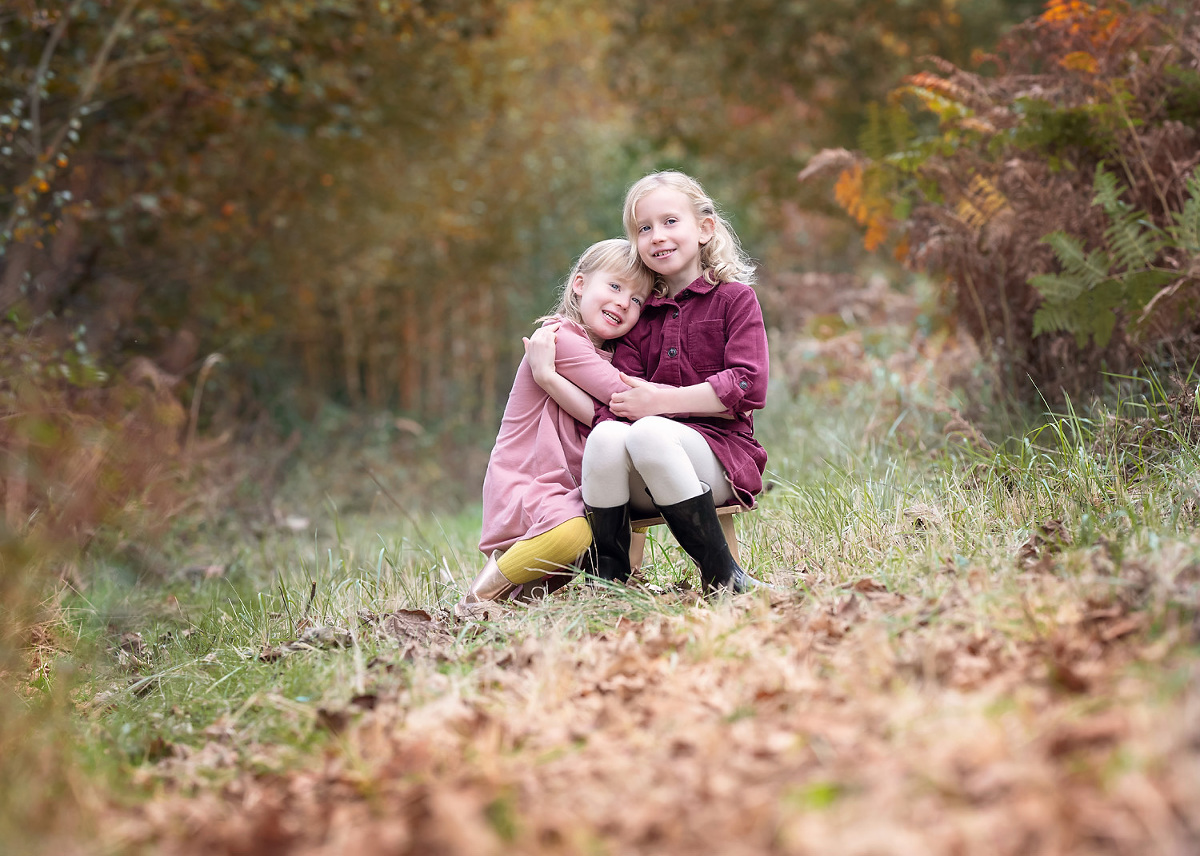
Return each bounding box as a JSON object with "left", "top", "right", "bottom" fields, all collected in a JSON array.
[
  {"left": 109, "top": 558, "right": 1199, "bottom": 855},
  {"left": 6, "top": 347, "right": 1200, "bottom": 855}
]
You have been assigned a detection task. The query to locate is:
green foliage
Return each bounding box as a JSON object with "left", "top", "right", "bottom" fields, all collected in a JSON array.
[
  {"left": 1163, "top": 65, "right": 1200, "bottom": 123},
  {"left": 0, "top": 0, "right": 1037, "bottom": 533},
  {"left": 1170, "top": 168, "right": 1200, "bottom": 253},
  {"left": 1010, "top": 96, "right": 1123, "bottom": 163},
  {"left": 812, "top": 0, "right": 1200, "bottom": 397},
  {"left": 1031, "top": 165, "right": 1196, "bottom": 348}
]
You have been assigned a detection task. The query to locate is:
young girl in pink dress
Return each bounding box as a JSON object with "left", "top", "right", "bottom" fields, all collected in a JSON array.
[
  {"left": 455, "top": 239, "right": 655, "bottom": 617},
  {"left": 581, "top": 171, "right": 769, "bottom": 594}
]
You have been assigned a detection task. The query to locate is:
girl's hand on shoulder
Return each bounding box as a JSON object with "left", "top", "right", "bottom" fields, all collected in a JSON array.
[{"left": 524, "top": 323, "right": 560, "bottom": 385}]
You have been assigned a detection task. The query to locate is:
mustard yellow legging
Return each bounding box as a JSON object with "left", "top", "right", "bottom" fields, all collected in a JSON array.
[{"left": 497, "top": 516, "right": 593, "bottom": 584}]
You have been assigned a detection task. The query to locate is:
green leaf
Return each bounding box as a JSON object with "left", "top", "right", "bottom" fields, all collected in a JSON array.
[
  {"left": 1076, "top": 279, "right": 1122, "bottom": 347},
  {"left": 1030, "top": 272, "right": 1086, "bottom": 302},
  {"left": 1085, "top": 305, "right": 1117, "bottom": 348},
  {"left": 1168, "top": 168, "right": 1200, "bottom": 251},
  {"left": 1121, "top": 269, "right": 1178, "bottom": 308},
  {"left": 1033, "top": 303, "right": 1073, "bottom": 337},
  {"left": 1105, "top": 211, "right": 1165, "bottom": 273},
  {"left": 1092, "top": 164, "right": 1128, "bottom": 216},
  {"left": 1040, "top": 231, "right": 1110, "bottom": 289}
]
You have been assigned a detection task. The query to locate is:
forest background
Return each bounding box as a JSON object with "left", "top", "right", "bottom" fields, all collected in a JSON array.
[
  {"left": 3, "top": 1, "right": 1200, "bottom": 852},
  {"left": 7, "top": 0, "right": 1198, "bottom": 552},
  {"left": 1, "top": 0, "right": 1049, "bottom": 546}
]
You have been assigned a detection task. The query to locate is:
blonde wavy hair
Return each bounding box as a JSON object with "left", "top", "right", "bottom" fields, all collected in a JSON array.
[
  {"left": 622, "top": 171, "right": 756, "bottom": 286},
  {"left": 540, "top": 238, "right": 657, "bottom": 340}
]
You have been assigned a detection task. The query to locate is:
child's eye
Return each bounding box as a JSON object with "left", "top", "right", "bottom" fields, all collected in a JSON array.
[
  {"left": 665, "top": 217, "right": 677, "bottom": 225},
  {"left": 638, "top": 224, "right": 651, "bottom": 233},
  {"left": 632, "top": 296, "right": 643, "bottom": 306},
  {"left": 610, "top": 282, "right": 621, "bottom": 291}
]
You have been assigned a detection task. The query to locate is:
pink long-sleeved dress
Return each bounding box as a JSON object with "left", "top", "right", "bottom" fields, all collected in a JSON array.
[{"left": 479, "top": 317, "right": 628, "bottom": 556}]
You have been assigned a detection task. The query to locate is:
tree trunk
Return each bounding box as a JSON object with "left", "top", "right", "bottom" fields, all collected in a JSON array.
[
  {"left": 400, "top": 286, "right": 419, "bottom": 413},
  {"left": 0, "top": 241, "right": 34, "bottom": 313},
  {"left": 337, "top": 291, "right": 362, "bottom": 407},
  {"left": 478, "top": 287, "right": 497, "bottom": 425},
  {"left": 424, "top": 286, "right": 447, "bottom": 416}
]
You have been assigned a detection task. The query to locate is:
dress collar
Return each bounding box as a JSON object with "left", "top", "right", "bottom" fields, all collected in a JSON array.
[{"left": 649, "top": 275, "right": 716, "bottom": 306}]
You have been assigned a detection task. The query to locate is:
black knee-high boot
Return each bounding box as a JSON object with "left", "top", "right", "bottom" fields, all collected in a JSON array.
[
  {"left": 654, "top": 488, "right": 761, "bottom": 594},
  {"left": 585, "top": 503, "right": 632, "bottom": 583}
]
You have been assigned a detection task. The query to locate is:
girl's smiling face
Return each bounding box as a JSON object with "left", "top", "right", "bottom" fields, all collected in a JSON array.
[
  {"left": 572, "top": 268, "right": 652, "bottom": 345},
  {"left": 632, "top": 186, "right": 715, "bottom": 294}
]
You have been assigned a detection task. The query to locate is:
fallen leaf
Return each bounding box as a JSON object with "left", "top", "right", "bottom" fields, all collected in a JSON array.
[{"left": 1044, "top": 712, "right": 1127, "bottom": 757}]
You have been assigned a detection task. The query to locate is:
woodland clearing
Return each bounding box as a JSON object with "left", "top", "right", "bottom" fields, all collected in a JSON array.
[
  {"left": 5, "top": 314, "right": 1199, "bottom": 856},
  {"left": 4, "top": 3, "right": 1200, "bottom": 852}
]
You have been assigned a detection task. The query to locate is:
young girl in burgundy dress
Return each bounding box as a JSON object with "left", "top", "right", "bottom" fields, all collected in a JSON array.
[{"left": 581, "top": 171, "right": 769, "bottom": 594}]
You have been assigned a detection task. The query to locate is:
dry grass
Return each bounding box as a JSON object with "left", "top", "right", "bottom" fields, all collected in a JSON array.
[
  {"left": 4, "top": 336, "right": 1200, "bottom": 856},
  {"left": 104, "top": 557, "right": 1200, "bottom": 855}
]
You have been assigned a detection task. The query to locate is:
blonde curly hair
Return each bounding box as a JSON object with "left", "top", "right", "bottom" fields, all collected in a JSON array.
[{"left": 622, "top": 171, "right": 756, "bottom": 286}]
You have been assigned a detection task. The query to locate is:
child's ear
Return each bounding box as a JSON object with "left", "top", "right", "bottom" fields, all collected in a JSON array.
[
  {"left": 698, "top": 216, "right": 716, "bottom": 245},
  {"left": 571, "top": 274, "right": 586, "bottom": 296}
]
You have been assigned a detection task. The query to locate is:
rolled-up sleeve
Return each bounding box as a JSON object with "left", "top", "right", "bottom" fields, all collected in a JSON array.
[{"left": 705, "top": 286, "right": 768, "bottom": 413}]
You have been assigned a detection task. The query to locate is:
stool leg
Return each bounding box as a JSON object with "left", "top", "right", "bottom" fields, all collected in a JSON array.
[
  {"left": 720, "top": 514, "right": 740, "bottom": 564},
  {"left": 629, "top": 530, "right": 648, "bottom": 574}
]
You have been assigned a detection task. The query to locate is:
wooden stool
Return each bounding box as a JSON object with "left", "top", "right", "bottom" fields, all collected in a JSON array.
[{"left": 629, "top": 505, "right": 744, "bottom": 573}]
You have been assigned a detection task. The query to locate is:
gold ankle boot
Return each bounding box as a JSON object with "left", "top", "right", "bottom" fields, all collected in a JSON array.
[{"left": 454, "top": 551, "right": 515, "bottom": 619}]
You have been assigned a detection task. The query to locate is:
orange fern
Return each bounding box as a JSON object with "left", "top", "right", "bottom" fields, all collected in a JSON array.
[
  {"left": 955, "top": 175, "right": 1010, "bottom": 233},
  {"left": 834, "top": 166, "right": 893, "bottom": 252},
  {"left": 902, "top": 72, "right": 974, "bottom": 105},
  {"left": 1039, "top": 0, "right": 1124, "bottom": 48},
  {"left": 1059, "top": 50, "right": 1099, "bottom": 73}
]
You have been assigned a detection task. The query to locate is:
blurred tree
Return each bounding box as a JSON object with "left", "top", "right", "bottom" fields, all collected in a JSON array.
[
  {"left": 804, "top": 0, "right": 1200, "bottom": 397},
  {"left": 1, "top": 0, "right": 1036, "bottom": 442},
  {"left": 1, "top": 0, "right": 517, "bottom": 548},
  {"left": 2, "top": 1, "right": 644, "bottom": 428},
  {"left": 602, "top": 0, "right": 1041, "bottom": 269}
]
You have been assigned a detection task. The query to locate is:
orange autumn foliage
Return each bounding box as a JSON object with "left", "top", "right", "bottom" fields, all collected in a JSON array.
[{"left": 833, "top": 165, "right": 893, "bottom": 252}]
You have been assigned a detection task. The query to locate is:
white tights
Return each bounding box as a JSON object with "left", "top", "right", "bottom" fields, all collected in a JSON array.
[{"left": 581, "top": 417, "right": 734, "bottom": 514}]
